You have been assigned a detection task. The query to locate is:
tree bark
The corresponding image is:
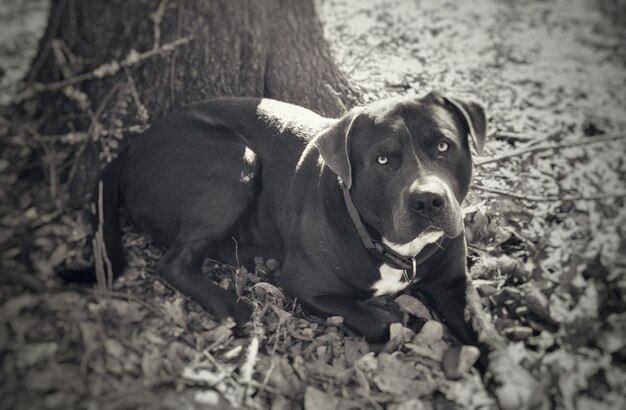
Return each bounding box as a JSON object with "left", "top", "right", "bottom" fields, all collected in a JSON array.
[{"left": 15, "top": 0, "right": 359, "bottom": 204}]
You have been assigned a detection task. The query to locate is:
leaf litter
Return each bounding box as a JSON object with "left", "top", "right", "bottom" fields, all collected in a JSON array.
[{"left": 1, "top": 0, "right": 626, "bottom": 408}]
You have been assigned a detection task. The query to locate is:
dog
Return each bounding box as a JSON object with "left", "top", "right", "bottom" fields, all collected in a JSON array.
[{"left": 67, "top": 92, "right": 536, "bottom": 407}]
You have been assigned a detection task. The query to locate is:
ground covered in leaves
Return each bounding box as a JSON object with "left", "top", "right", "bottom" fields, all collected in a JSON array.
[{"left": 1, "top": 0, "right": 626, "bottom": 409}]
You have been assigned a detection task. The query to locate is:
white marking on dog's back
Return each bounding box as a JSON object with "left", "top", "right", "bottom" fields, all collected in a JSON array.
[
  {"left": 240, "top": 147, "right": 257, "bottom": 183},
  {"left": 242, "top": 147, "right": 256, "bottom": 165},
  {"left": 371, "top": 230, "right": 444, "bottom": 296}
]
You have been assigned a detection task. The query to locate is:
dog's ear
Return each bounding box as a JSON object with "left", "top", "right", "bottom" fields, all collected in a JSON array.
[
  {"left": 314, "top": 112, "right": 361, "bottom": 189},
  {"left": 443, "top": 96, "right": 487, "bottom": 156}
]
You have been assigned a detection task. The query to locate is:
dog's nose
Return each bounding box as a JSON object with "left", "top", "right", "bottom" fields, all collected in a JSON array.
[{"left": 409, "top": 189, "right": 446, "bottom": 217}]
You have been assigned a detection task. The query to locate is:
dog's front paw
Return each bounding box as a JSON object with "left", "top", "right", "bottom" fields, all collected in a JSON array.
[
  {"left": 209, "top": 297, "right": 252, "bottom": 326},
  {"left": 487, "top": 350, "right": 543, "bottom": 410},
  {"left": 233, "top": 299, "right": 253, "bottom": 325},
  {"left": 362, "top": 309, "right": 402, "bottom": 343}
]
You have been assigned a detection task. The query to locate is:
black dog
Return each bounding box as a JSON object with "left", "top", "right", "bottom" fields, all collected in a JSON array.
[{"left": 69, "top": 92, "right": 536, "bottom": 405}]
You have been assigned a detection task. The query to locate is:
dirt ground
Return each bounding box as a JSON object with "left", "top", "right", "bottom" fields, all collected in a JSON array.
[{"left": 1, "top": 0, "right": 625, "bottom": 409}]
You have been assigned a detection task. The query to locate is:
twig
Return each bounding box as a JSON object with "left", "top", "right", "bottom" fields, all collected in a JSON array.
[
  {"left": 523, "top": 126, "right": 563, "bottom": 146},
  {"left": 13, "top": 37, "right": 192, "bottom": 103},
  {"left": 232, "top": 236, "right": 240, "bottom": 267},
  {"left": 476, "top": 133, "right": 625, "bottom": 166},
  {"left": 346, "top": 26, "right": 410, "bottom": 76},
  {"left": 324, "top": 84, "right": 348, "bottom": 115},
  {"left": 170, "top": 0, "right": 185, "bottom": 107},
  {"left": 472, "top": 185, "right": 626, "bottom": 202},
  {"left": 150, "top": 0, "right": 169, "bottom": 50},
  {"left": 201, "top": 349, "right": 244, "bottom": 393},
  {"left": 490, "top": 130, "right": 538, "bottom": 142},
  {"left": 35, "top": 137, "right": 60, "bottom": 207},
  {"left": 13, "top": 125, "right": 148, "bottom": 143},
  {"left": 240, "top": 336, "right": 259, "bottom": 401},
  {"left": 67, "top": 82, "right": 121, "bottom": 189},
  {"left": 124, "top": 68, "right": 150, "bottom": 122}
]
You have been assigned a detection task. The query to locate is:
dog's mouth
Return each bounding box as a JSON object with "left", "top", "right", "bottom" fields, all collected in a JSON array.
[
  {"left": 381, "top": 228, "right": 445, "bottom": 258},
  {"left": 421, "top": 225, "right": 443, "bottom": 236},
  {"left": 388, "top": 192, "right": 464, "bottom": 244},
  {"left": 430, "top": 218, "right": 463, "bottom": 238},
  {"left": 388, "top": 214, "right": 462, "bottom": 245},
  {"left": 433, "top": 221, "right": 463, "bottom": 240}
]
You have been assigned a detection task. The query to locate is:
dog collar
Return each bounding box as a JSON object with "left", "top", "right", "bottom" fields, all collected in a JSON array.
[{"left": 341, "top": 184, "right": 442, "bottom": 283}]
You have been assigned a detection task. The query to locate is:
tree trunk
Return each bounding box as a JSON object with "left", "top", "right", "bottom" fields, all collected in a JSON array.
[{"left": 15, "top": 0, "right": 358, "bottom": 204}]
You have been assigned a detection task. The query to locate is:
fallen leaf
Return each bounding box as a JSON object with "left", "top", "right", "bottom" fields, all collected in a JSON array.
[
  {"left": 16, "top": 342, "right": 58, "bottom": 368},
  {"left": 391, "top": 398, "right": 429, "bottom": 410},
  {"left": 268, "top": 356, "right": 304, "bottom": 398},
  {"left": 395, "top": 294, "right": 432, "bottom": 319},
  {"left": 142, "top": 347, "right": 164, "bottom": 384},
  {"left": 442, "top": 345, "right": 480, "bottom": 380},
  {"left": 183, "top": 367, "right": 226, "bottom": 386},
  {"left": 253, "top": 282, "right": 286, "bottom": 304},
  {"left": 194, "top": 390, "right": 221, "bottom": 406},
  {"left": 326, "top": 316, "right": 344, "bottom": 326},
  {"left": 412, "top": 320, "right": 443, "bottom": 346},
  {"left": 0, "top": 294, "right": 39, "bottom": 322},
  {"left": 23, "top": 364, "right": 83, "bottom": 393},
  {"left": 373, "top": 373, "right": 417, "bottom": 395},
  {"left": 162, "top": 296, "right": 187, "bottom": 329},
  {"left": 103, "top": 338, "right": 124, "bottom": 359},
  {"left": 383, "top": 322, "right": 415, "bottom": 353},
  {"left": 343, "top": 339, "right": 369, "bottom": 365},
  {"left": 201, "top": 324, "right": 233, "bottom": 344},
  {"left": 304, "top": 386, "right": 341, "bottom": 410},
  {"left": 489, "top": 350, "right": 542, "bottom": 410},
  {"left": 110, "top": 300, "right": 148, "bottom": 323}
]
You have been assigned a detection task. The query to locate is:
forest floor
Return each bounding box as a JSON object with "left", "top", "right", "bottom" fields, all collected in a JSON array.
[{"left": 1, "top": 0, "right": 626, "bottom": 409}]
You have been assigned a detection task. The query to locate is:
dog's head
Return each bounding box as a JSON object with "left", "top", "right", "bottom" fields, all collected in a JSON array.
[{"left": 314, "top": 91, "right": 486, "bottom": 247}]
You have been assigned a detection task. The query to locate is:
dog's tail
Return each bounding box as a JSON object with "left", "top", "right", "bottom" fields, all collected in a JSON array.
[{"left": 60, "top": 158, "right": 126, "bottom": 285}]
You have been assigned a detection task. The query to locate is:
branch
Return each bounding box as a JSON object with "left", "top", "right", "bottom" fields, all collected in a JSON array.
[
  {"left": 346, "top": 26, "right": 410, "bottom": 76},
  {"left": 475, "top": 133, "right": 625, "bottom": 166},
  {"left": 150, "top": 0, "right": 170, "bottom": 49},
  {"left": 13, "top": 37, "right": 192, "bottom": 103},
  {"left": 8, "top": 124, "right": 149, "bottom": 144},
  {"left": 489, "top": 130, "right": 534, "bottom": 142},
  {"left": 472, "top": 185, "right": 626, "bottom": 202},
  {"left": 324, "top": 84, "right": 348, "bottom": 115},
  {"left": 489, "top": 126, "right": 562, "bottom": 143}
]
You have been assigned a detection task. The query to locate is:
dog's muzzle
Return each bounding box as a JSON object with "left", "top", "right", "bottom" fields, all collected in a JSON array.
[{"left": 407, "top": 176, "right": 462, "bottom": 237}]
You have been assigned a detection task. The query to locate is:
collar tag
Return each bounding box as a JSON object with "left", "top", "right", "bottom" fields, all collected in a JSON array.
[{"left": 402, "top": 257, "right": 417, "bottom": 283}]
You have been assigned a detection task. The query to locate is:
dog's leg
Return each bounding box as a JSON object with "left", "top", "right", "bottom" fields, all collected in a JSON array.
[
  {"left": 417, "top": 275, "right": 540, "bottom": 408},
  {"left": 215, "top": 241, "right": 281, "bottom": 272},
  {"left": 413, "top": 238, "right": 539, "bottom": 408},
  {"left": 416, "top": 275, "right": 504, "bottom": 370},
  {"left": 298, "top": 294, "right": 400, "bottom": 342},
  {"left": 156, "top": 237, "right": 252, "bottom": 324}
]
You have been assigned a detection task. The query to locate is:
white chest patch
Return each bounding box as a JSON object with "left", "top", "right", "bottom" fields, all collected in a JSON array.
[
  {"left": 371, "top": 230, "right": 444, "bottom": 297},
  {"left": 372, "top": 264, "right": 410, "bottom": 297}
]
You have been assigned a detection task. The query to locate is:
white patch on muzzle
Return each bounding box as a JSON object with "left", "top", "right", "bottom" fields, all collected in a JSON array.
[
  {"left": 371, "top": 230, "right": 444, "bottom": 296},
  {"left": 382, "top": 230, "right": 444, "bottom": 257}
]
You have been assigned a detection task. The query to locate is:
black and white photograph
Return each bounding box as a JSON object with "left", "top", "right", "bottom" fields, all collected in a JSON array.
[{"left": 1, "top": 0, "right": 625, "bottom": 408}]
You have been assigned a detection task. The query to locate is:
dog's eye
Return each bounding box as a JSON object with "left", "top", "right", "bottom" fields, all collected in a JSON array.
[
  {"left": 376, "top": 155, "right": 389, "bottom": 165},
  {"left": 437, "top": 141, "right": 449, "bottom": 153}
]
